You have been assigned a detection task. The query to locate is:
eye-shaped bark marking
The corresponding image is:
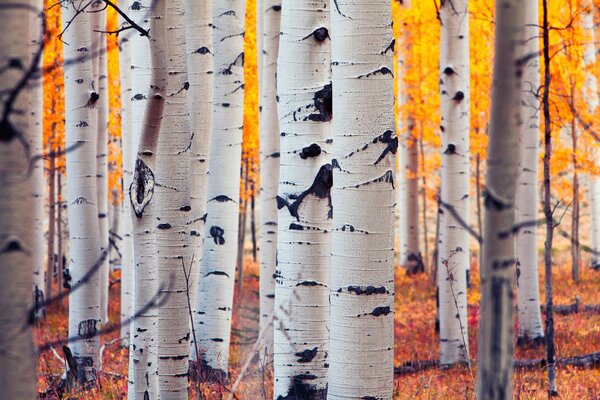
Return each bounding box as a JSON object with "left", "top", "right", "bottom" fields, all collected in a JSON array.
[
  {"left": 130, "top": 159, "right": 155, "bottom": 218},
  {"left": 452, "top": 91, "right": 465, "bottom": 101},
  {"left": 295, "top": 347, "right": 318, "bottom": 363},
  {"left": 221, "top": 52, "right": 244, "bottom": 75},
  {"left": 194, "top": 46, "right": 211, "bottom": 55},
  {"left": 347, "top": 285, "right": 387, "bottom": 295},
  {"left": 305, "top": 83, "right": 332, "bottom": 122},
  {"left": 132, "top": 93, "right": 146, "bottom": 101},
  {"left": 299, "top": 143, "right": 322, "bottom": 159},
  {"left": 443, "top": 143, "right": 457, "bottom": 154},
  {"left": 77, "top": 319, "right": 98, "bottom": 339},
  {"left": 0, "top": 239, "right": 25, "bottom": 254},
  {"left": 211, "top": 194, "right": 235, "bottom": 203},
  {"left": 131, "top": 1, "right": 141, "bottom": 10},
  {"left": 370, "top": 306, "right": 391, "bottom": 317},
  {"left": 357, "top": 66, "right": 393, "bottom": 79},
  {"left": 85, "top": 92, "right": 100, "bottom": 108},
  {"left": 205, "top": 271, "right": 229, "bottom": 278},
  {"left": 276, "top": 163, "right": 333, "bottom": 220},
  {"left": 209, "top": 226, "right": 225, "bottom": 245},
  {"left": 443, "top": 66, "right": 455, "bottom": 75},
  {"left": 373, "top": 129, "right": 399, "bottom": 165},
  {"left": 302, "top": 27, "right": 330, "bottom": 42},
  {"left": 483, "top": 188, "right": 511, "bottom": 211},
  {"left": 296, "top": 280, "right": 326, "bottom": 287},
  {"left": 341, "top": 169, "right": 395, "bottom": 190}
]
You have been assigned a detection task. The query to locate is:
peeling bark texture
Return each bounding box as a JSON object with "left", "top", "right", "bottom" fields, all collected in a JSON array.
[
  {"left": 90, "top": 0, "right": 111, "bottom": 324},
  {"left": 437, "top": 0, "right": 470, "bottom": 366},
  {"left": 273, "top": 0, "right": 331, "bottom": 398},
  {"left": 155, "top": 1, "right": 193, "bottom": 398},
  {"left": 516, "top": 0, "right": 544, "bottom": 343},
  {"left": 61, "top": 0, "right": 103, "bottom": 386},
  {"left": 118, "top": 7, "right": 134, "bottom": 347},
  {"left": 328, "top": 1, "right": 396, "bottom": 399},
  {"left": 128, "top": 0, "right": 167, "bottom": 398},
  {"left": 0, "top": 0, "right": 41, "bottom": 397},
  {"left": 582, "top": 0, "right": 599, "bottom": 270},
  {"left": 258, "top": 0, "right": 281, "bottom": 366},
  {"left": 185, "top": 0, "right": 213, "bottom": 362},
  {"left": 475, "top": 1, "right": 525, "bottom": 399},
  {"left": 195, "top": 0, "right": 246, "bottom": 382}
]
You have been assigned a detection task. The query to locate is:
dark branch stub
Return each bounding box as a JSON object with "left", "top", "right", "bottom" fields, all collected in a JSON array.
[{"left": 130, "top": 158, "right": 155, "bottom": 218}]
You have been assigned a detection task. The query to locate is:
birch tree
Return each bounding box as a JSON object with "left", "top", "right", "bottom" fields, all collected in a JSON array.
[
  {"left": 128, "top": 0, "right": 166, "bottom": 397},
  {"left": 437, "top": 0, "right": 470, "bottom": 365},
  {"left": 476, "top": 0, "right": 525, "bottom": 398},
  {"left": 62, "top": 0, "right": 104, "bottom": 384},
  {"left": 195, "top": 0, "right": 246, "bottom": 382},
  {"left": 516, "top": 0, "right": 544, "bottom": 344},
  {"left": 273, "top": 0, "right": 331, "bottom": 397},
  {"left": 258, "top": 0, "right": 281, "bottom": 364},
  {"left": 328, "top": 1, "right": 396, "bottom": 398},
  {"left": 0, "top": 0, "right": 42, "bottom": 397}
]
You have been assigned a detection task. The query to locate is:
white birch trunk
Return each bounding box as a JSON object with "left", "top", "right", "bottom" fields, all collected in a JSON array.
[
  {"left": 273, "top": 1, "right": 331, "bottom": 397},
  {"left": 0, "top": 1, "right": 41, "bottom": 397},
  {"left": 515, "top": 0, "right": 544, "bottom": 343},
  {"left": 328, "top": 1, "right": 396, "bottom": 398},
  {"left": 90, "top": 1, "right": 110, "bottom": 324},
  {"left": 184, "top": 0, "right": 213, "bottom": 361},
  {"left": 155, "top": 1, "right": 192, "bottom": 398},
  {"left": 62, "top": 0, "right": 102, "bottom": 384},
  {"left": 438, "top": 0, "right": 470, "bottom": 365},
  {"left": 195, "top": 0, "right": 246, "bottom": 382},
  {"left": 582, "top": 0, "right": 600, "bottom": 269},
  {"left": 258, "top": 0, "right": 281, "bottom": 365},
  {"left": 128, "top": 0, "right": 166, "bottom": 397},
  {"left": 118, "top": 8, "right": 134, "bottom": 346},
  {"left": 476, "top": 1, "right": 525, "bottom": 398}
]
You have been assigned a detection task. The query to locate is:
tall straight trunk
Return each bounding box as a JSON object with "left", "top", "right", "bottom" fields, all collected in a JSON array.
[
  {"left": 0, "top": 1, "right": 42, "bottom": 397},
  {"left": 582, "top": 0, "right": 599, "bottom": 270},
  {"left": 437, "top": 0, "right": 470, "bottom": 365},
  {"left": 475, "top": 153, "right": 483, "bottom": 275},
  {"left": 195, "top": 0, "right": 246, "bottom": 382},
  {"left": 155, "top": 1, "right": 192, "bottom": 398},
  {"left": 419, "top": 127, "right": 430, "bottom": 272},
  {"left": 236, "top": 158, "right": 249, "bottom": 291},
  {"left": 328, "top": 1, "right": 396, "bottom": 398},
  {"left": 406, "top": 123, "right": 423, "bottom": 273},
  {"left": 90, "top": 1, "right": 110, "bottom": 323},
  {"left": 273, "top": 0, "right": 331, "bottom": 397},
  {"left": 541, "top": 0, "right": 557, "bottom": 394},
  {"left": 258, "top": 0, "right": 280, "bottom": 365},
  {"left": 46, "top": 151, "right": 56, "bottom": 303},
  {"left": 128, "top": 0, "right": 167, "bottom": 398},
  {"left": 516, "top": 0, "right": 544, "bottom": 344},
  {"left": 56, "top": 171, "right": 64, "bottom": 302},
  {"left": 118, "top": 8, "right": 134, "bottom": 346},
  {"left": 62, "top": 0, "right": 102, "bottom": 385},
  {"left": 476, "top": 0, "right": 525, "bottom": 398},
  {"left": 570, "top": 113, "right": 579, "bottom": 283},
  {"left": 396, "top": 47, "right": 408, "bottom": 267},
  {"left": 184, "top": 0, "right": 213, "bottom": 352}
]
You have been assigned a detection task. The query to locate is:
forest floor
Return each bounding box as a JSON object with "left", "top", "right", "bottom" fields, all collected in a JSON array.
[{"left": 36, "top": 253, "right": 600, "bottom": 399}]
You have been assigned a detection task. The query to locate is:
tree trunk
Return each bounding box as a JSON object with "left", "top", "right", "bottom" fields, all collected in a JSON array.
[
  {"left": 406, "top": 122, "right": 423, "bottom": 273},
  {"left": 570, "top": 112, "right": 580, "bottom": 283},
  {"left": 475, "top": 0, "right": 525, "bottom": 398},
  {"left": 195, "top": 0, "right": 246, "bottom": 382},
  {"left": 236, "top": 158, "right": 249, "bottom": 292},
  {"left": 184, "top": 0, "right": 213, "bottom": 366},
  {"left": 258, "top": 0, "right": 281, "bottom": 366},
  {"left": 516, "top": 0, "right": 544, "bottom": 344},
  {"left": 419, "top": 125, "right": 429, "bottom": 272},
  {"left": 57, "top": 170, "right": 64, "bottom": 303},
  {"left": 328, "top": 1, "right": 396, "bottom": 398},
  {"left": 437, "top": 0, "right": 470, "bottom": 366},
  {"left": 62, "top": 0, "right": 103, "bottom": 385},
  {"left": 128, "top": 0, "right": 167, "bottom": 397},
  {"left": 273, "top": 0, "right": 331, "bottom": 397},
  {"left": 46, "top": 150, "right": 56, "bottom": 304},
  {"left": 0, "top": 1, "right": 42, "bottom": 397}
]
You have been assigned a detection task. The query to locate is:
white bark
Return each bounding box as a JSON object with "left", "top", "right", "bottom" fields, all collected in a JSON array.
[
  {"left": 118, "top": 9, "right": 134, "bottom": 346},
  {"left": 476, "top": 0, "right": 525, "bottom": 398},
  {"left": 0, "top": 1, "right": 41, "bottom": 397},
  {"left": 62, "top": 0, "right": 102, "bottom": 384},
  {"left": 155, "top": 1, "right": 192, "bottom": 398},
  {"left": 438, "top": 0, "right": 470, "bottom": 365},
  {"left": 273, "top": 0, "right": 331, "bottom": 397},
  {"left": 258, "top": 0, "right": 280, "bottom": 365},
  {"left": 184, "top": 0, "right": 213, "bottom": 361},
  {"left": 195, "top": 0, "right": 246, "bottom": 382},
  {"left": 516, "top": 0, "right": 544, "bottom": 342},
  {"left": 328, "top": 1, "right": 396, "bottom": 398},
  {"left": 128, "top": 0, "right": 166, "bottom": 398}
]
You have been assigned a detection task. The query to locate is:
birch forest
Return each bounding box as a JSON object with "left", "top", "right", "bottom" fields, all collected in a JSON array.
[{"left": 4, "top": 0, "right": 600, "bottom": 399}]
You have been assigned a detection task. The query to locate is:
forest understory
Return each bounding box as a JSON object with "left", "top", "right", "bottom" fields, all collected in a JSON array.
[{"left": 36, "top": 253, "right": 600, "bottom": 399}]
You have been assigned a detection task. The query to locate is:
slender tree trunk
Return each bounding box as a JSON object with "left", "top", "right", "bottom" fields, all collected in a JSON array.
[
  {"left": 437, "top": 0, "right": 470, "bottom": 365},
  {"left": 475, "top": 153, "right": 483, "bottom": 277},
  {"left": 516, "top": 0, "right": 544, "bottom": 344},
  {"left": 57, "top": 171, "right": 64, "bottom": 303},
  {"left": 541, "top": 0, "right": 558, "bottom": 395},
  {"left": 62, "top": 0, "right": 102, "bottom": 385},
  {"left": 46, "top": 150, "right": 56, "bottom": 303},
  {"left": 406, "top": 123, "right": 423, "bottom": 273},
  {"left": 475, "top": 0, "right": 525, "bottom": 398},
  {"left": 128, "top": 0, "right": 167, "bottom": 397},
  {"left": 273, "top": 0, "right": 331, "bottom": 397},
  {"left": 328, "top": 1, "right": 396, "bottom": 398},
  {"left": 570, "top": 102, "right": 579, "bottom": 283},
  {"left": 419, "top": 126, "right": 429, "bottom": 272},
  {"left": 250, "top": 189, "right": 257, "bottom": 261},
  {"left": 236, "top": 158, "right": 249, "bottom": 292},
  {"left": 0, "top": 1, "right": 42, "bottom": 397},
  {"left": 258, "top": 0, "right": 280, "bottom": 365},
  {"left": 195, "top": 0, "right": 246, "bottom": 382}
]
